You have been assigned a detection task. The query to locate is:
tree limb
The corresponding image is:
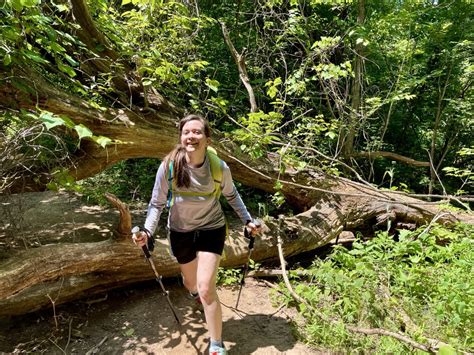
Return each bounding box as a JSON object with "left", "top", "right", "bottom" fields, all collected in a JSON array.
[
  {"left": 220, "top": 21, "right": 258, "bottom": 113},
  {"left": 351, "top": 151, "right": 429, "bottom": 167},
  {"left": 70, "top": 0, "right": 119, "bottom": 61}
]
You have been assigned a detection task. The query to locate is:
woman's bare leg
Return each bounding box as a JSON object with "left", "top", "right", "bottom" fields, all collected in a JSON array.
[
  {"left": 196, "top": 251, "right": 222, "bottom": 341},
  {"left": 179, "top": 257, "right": 198, "bottom": 293}
]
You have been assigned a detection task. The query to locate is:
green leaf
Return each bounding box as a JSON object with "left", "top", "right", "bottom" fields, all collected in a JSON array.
[
  {"left": 92, "top": 135, "right": 112, "bottom": 148},
  {"left": 124, "top": 328, "right": 135, "bottom": 336},
  {"left": 60, "top": 115, "right": 76, "bottom": 128},
  {"left": 10, "top": 0, "right": 23, "bottom": 11},
  {"left": 325, "top": 131, "right": 337, "bottom": 139},
  {"left": 39, "top": 112, "right": 65, "bottom": 130},
  {"left": 122, "top": 0, "right": 132, "bottom": 4},
  {"left": 22, "top": 0, "right": 40, "bottom": 7},
  {"left": 49, "top": 42, "right": 66, "bottom": 53},
  {"left": 53, "top": 3, "right": 69, "bottom": 12},
  {"left": 46, "top": 182, "right": 59, "bottom": 192},
  {"left": 205, "top": 78, "right": 220, "bottom": 93},
  {"left": 74, "top": 124, "right": 93, "bottom": 139},
  {"left": 438, "top": 344, "right": 457, "bottom": 355},
  {"left": 58, "top": 62, "right": 76, "bottom": 77},
  {"left": 3, "top": 53, "right": 12, "bottom": 66},
  {"left": 22, "top": 50, "right": 49, "bottom": 64}
]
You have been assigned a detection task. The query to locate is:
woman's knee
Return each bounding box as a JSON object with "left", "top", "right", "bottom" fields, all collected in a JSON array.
[{"left": 197, "top": 281, "right": 217, "bottom": 305}]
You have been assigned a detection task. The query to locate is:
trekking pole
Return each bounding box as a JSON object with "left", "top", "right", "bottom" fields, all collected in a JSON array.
[
  {"left": 235, "top": 224, "right": 257, "bottom": 308},
  {"left": 131, "top": 227, "right": 181, "bottom": 325}
]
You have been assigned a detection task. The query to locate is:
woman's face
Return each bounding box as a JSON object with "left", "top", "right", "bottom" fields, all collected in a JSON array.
[{"left": 180, "top": 119, "right": 211, "bottom": 154}]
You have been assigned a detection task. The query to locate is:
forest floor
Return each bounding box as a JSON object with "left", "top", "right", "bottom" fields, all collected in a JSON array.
[
  {"left": 0, "top": 278, "right": 320, "bottom": 354},
  {"left": 0, "top": 191, "right": 321, "bottom": 354}
]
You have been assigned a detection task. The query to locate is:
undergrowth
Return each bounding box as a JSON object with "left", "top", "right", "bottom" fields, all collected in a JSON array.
[
  {"left": 278, "top": 222, "right": 474, "bottom": 353},
  {"left": 217, "top": 260, "right": 261, "bottom": 286}
]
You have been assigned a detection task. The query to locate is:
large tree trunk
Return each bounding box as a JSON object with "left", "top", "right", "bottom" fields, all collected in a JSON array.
[{"left": 1, "top": 184, "right": 470, "bottom": 317}]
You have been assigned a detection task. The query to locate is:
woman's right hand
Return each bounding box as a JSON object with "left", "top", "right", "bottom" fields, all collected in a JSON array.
[{"left": 132, "top": 230, "right": 148, "bottom": 247}]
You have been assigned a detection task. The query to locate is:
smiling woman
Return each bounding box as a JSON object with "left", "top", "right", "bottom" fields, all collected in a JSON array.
[{"left": 132, "top": 114, "right": 260, "bottom": 355}]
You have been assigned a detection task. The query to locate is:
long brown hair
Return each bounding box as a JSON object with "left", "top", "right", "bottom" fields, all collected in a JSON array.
[{"left": 164, "top": 114, "right": 211, "bottom": 188}]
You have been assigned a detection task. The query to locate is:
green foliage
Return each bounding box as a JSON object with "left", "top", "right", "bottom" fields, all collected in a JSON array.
[
  {"left": 442, "top": 147, "right": 473, "bottom": 195},
  {"left": 217, "top": 259, "right": 261, "bottom": 286},
  {"left": 232, "top": 111, "right": 283, "bottom": 159},
  {"left": 79, "top": 158, "right": 160, "bottom": 205},
  {"left": 0, "top": 1, "right": 90, "bottom": 96},
  {"left": 279, "top": 223, "right": 474, "bottom": 353},
  {"left": 216, "top": 267, "right": 241, "bottom": 286},
  {"left": 360, "top": 1, "right": 474, "bottom": 193},
  {"left": 1, "top": 0, "right": 472, "bottom": 201}
]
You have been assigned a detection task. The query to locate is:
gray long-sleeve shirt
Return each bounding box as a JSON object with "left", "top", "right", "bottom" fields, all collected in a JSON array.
[{"left": 144, "top": 155, "right": 252, "bottom": 234}]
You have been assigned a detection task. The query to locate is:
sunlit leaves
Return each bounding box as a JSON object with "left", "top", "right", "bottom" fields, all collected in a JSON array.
[
  {"left": 233, "top": 111, "right": 283, "bottom": 159},
  {"left": 21, "top": 49, "right": 49, "bottom": 64},
  {"left": 32, "top": 111, "right": 112, "bottom": 148},
  {"left": 205, "top": 78, "right": 220, "bottom": 93},
  {"left": 311, "top": 36, "right": 341, "bottom": 52},
  {"left": 7, "top": 0, "right": 40, "bottom": 12},
  {"left": 314, "top": 61, "right": 352, "bottom": 80},
  {"left": 73, "top": 124, "right": 93, "bottom": 140},
  {"left": 281, "top": 223, "right": 474, "bottom": 352},
  {"left": 38, "top": 112, "right": 68, "bottom": 130},
  {"left": 92, "top": 136, "right": 113, "bottom": 148},
  {"left": 57, "top": 62, "right": 76, "bottom": 77},
  {"left": 265, "top": 77, "right": 282, "bottom": 99}
]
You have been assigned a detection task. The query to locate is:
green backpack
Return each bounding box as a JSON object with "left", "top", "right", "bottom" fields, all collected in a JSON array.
[{"left": 166, "top": 146, "right": 223, "bottom": 208}]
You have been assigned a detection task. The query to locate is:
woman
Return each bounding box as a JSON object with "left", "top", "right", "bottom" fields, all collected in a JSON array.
[{"left": 133, "top": 114, "right": 259, "bottom": 355}]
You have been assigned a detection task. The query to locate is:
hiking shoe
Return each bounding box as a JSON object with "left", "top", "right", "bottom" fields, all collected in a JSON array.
[
  {"left": 209, "top": 344, "right": 227, "bottom": 355},
  {"left": 187, "top": 291, "right": 201, "bottom": 304}
]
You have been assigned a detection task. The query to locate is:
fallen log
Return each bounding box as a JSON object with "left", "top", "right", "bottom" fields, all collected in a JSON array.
[{"left": 0, "top": 189, "right": 470, "bottom": 317}]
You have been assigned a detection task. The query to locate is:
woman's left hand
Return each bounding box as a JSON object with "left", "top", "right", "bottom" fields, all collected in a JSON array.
[{"left": 246, "top": 220, "right": 261, "bottom": 236}]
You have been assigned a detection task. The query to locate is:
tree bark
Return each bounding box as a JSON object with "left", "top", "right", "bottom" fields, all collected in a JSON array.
[
  {"left": 341, "top": 0, "right": 365, "bottom": 158},
  {"left": 221, "top": 21, "right": 258, "bottom": 113},
  {"left": 351, "top": 151, "right": 430, "bottom": 167},
  {"left": 0, "top": 181, "right": 470, "bottom": 317}
]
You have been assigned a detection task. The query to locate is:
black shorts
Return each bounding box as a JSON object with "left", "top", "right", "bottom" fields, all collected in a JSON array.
[{"left": 169, "top": 225, "right": 227, "bottom": 264}]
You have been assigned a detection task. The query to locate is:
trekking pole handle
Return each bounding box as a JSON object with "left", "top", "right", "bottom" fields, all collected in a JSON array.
[
  {"left": 132, "top": 226, "right": 151, "bottom": 259},
  {"left": 244, "top": 219, "right": 261, "bottom": 249},
  {"left": 244, "top": 227, "right": 255, "bottom": 249}
]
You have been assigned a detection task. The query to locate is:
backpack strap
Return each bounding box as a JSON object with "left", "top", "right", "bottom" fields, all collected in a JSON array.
[
  {"left": 166, "top": 160, "right": 174, "bottom": 208},
  {"left": 206, "top": 147, "right": 223, "bottom": 200}
]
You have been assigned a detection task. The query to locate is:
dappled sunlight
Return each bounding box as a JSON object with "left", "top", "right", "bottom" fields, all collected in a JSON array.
[{"left": 0, "top": 279, "right": 315, "bottom": 354}]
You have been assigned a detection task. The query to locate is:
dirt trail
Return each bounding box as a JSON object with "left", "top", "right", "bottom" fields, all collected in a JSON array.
[
  {"left": 0, "top": 278, "right": 319, "bottom": 354},
  {"left": 0, "top": 191, "right": 320, "bottom": 354}
]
